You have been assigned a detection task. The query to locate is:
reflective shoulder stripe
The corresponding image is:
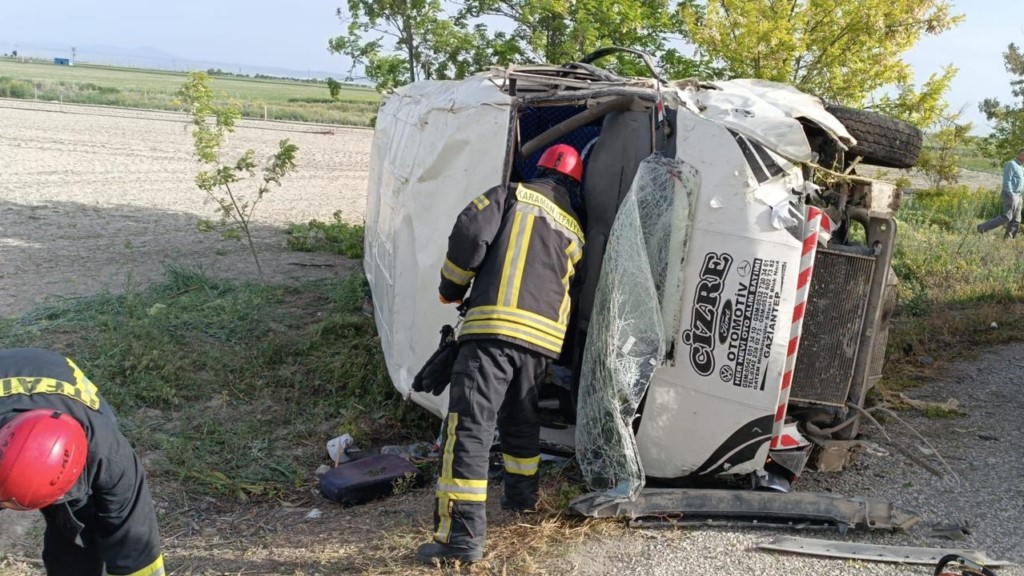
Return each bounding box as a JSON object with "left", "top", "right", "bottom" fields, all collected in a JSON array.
[
  {"left": 120, "top": 554, "right": 165, "bottom": 576},
  {"left": 442, "top": 258, "right": 475, "bottom": 286},
  {"left": 515, "top": 184, "right": 584, "bottom": 243},
  {"left": 472, "top": 194, "right": 491, "bottom": 211}
]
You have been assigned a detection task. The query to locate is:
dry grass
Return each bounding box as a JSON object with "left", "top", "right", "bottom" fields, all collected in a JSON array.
[{"left": 144, "top": 468, "right": 616, "bottom": 576}]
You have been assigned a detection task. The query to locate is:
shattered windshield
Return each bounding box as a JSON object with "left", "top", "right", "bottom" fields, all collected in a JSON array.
[{"left": 575, "top": 154, "right": 700, "bottom": 503}]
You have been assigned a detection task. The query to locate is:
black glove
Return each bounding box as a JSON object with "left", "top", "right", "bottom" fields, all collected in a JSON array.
[{"left": 412, "top": 324, "right": 459, "bottom": 396}]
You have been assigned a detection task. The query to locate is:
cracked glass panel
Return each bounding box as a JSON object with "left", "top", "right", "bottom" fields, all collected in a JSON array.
[{"left": 576, "top": 154, "right": 699, "bottom": 503}]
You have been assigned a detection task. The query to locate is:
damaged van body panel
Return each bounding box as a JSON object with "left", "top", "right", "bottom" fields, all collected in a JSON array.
[
  {"left": 364, "top": 77, "right": 512, "bottom": 418},
  {"left": 364, "top": 53, "right": 919, "bottom": 497}
]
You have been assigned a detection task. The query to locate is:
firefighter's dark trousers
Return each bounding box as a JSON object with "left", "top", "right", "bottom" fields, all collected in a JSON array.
[{"left": 431, "top": 339, "right": 549, "bottom": 551}]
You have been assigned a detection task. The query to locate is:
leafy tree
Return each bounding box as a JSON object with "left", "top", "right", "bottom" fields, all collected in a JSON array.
[
  {"left": 980, "top": 43, "right": 1024, "bottom": 163},
  {"left": 677, "top": 0, "right": 963, "bottom": 111},
  {"left": 915, "top": 109, "right": 972, "bottom": 188},
  {"left": 328, "top": 0, "right": 503, "bottom": 92},
  {"left": 326, "top": 77, "right": 343, "bottom": 100},
  {"left": 329, "top": 0, "right": 694, "bottom": 91},
  {"left": 873, "top": 66, "right": 969, "bottom": 186},
  {"left": 459, "top": 0, "right": 687, "bottom": 77},
  {"left": 178, "top": 72, "right": 299, "bottom": 281}
]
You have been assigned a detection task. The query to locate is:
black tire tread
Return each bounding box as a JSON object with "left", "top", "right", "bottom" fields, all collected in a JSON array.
[{"left": 824, "top": 104, "right": 923, "bottom": 169}]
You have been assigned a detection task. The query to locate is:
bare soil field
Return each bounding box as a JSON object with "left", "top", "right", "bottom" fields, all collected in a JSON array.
[
  {"left": 1, "top": 101, "right": 1021, "bottom": 575},
  {"left": 0, "top": 99, "right": 373, "bottom": 316}
]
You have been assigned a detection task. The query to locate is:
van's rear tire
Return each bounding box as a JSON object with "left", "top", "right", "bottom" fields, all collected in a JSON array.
[{"left": 825, "top": 104, "right": 923, "bottom": 169}]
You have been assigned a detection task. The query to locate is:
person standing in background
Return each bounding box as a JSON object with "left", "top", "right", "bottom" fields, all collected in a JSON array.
[{"left": 977, "top": 148, "right": 1024, "bottom": 238}]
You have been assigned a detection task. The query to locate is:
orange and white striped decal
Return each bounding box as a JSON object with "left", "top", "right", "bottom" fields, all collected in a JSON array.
[{"left": 770, "top": 206, "right": 823, "bottom": 449}]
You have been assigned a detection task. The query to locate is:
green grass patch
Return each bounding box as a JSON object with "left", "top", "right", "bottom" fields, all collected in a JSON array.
[
  {"left": 880, "top": 183, "right": 1024, "bottom": 399},
  {"left": 0, "top": 266, "right": 432, "bottom": 501},
  {"left": 0, "top": 60, "right": 379, "bottom": 126},
  {"left": 921, "top": 405, "right": 962, "bottom": 419},
  {"left": 954, "top": 145, "right": 1001, "bottom": 174},
  {"left": 895, "top": 185, "right": 1022, "bottom": 309},
  {"left": 285, "top": 212, "right": 365, "bottom": 259}
]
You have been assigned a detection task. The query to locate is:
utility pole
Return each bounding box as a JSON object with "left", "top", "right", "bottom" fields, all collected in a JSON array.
[{"left": 71, "top": 47, "right": 77, "bottom": 65}]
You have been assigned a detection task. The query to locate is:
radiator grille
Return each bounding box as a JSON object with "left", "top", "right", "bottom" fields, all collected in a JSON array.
[{"left": 790, "top": 250, "right": 875, "bottom": 406}]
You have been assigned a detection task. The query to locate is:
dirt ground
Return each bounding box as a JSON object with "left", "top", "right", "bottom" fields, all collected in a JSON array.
[
  {"left": 0, "top": 99, "right": 372, "bottom": 316},
  {"left": 1, "top": 101, "right": 1021, "bottom": 575}
]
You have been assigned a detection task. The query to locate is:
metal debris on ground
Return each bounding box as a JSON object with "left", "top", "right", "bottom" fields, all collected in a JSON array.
[
  {"left": 930, "top": 520, "right": 972, "bottom": 541},
  {"left": 570, "top": 488, "right": 920, "bottom": 533},
  {"left": 757, "top": 535, "right": 1013, "bottom": 566}
]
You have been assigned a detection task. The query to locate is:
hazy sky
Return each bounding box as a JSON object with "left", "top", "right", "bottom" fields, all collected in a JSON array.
[
  {"left": 0, "top": 0, "right": 1019, "bottom": 132},
  {"left": 0, "top": 0, "right": 349, "bottom": 73}
]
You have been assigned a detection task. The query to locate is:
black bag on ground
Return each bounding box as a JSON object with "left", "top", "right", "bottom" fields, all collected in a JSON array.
[
  {"left": 319, "top": 454, "right": 426, "bottom": 506},
  {"left": 412, "top": 321, "right": 460, "bottom": 396}
]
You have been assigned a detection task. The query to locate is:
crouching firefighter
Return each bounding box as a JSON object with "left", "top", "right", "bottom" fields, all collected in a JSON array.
[
  {"left": 0, "top": 348, "right": 164, "bottom": 576},
  {"left": 416, "top": 144, "right": 585, "bottom": 564}
]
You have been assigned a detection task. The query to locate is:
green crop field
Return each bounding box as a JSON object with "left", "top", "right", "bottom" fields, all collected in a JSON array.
[{"left": 0, "top": 59, "right": 380, "bottom": 125}]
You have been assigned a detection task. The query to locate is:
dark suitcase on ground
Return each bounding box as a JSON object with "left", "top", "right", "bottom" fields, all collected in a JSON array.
[{"left": 318, "top": 454, "right": 426, "bottom": 506}]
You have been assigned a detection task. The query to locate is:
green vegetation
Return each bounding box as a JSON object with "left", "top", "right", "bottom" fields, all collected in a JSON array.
[
  {"left": 0, "top": 59, "right": 378, "bottom": 125},
  {"left": 881, "top": 184, "right": 1024, "bottom": 402},
  {"left": 285, "top": 212, "right": 365, "bottom": 259},
  {"left": 332, "top": 0, "right": 960, "bottom": 132},
  {"left": 0, "top": 267, "right": 433, "bottom": 500},
  {"left": 896, "top": 185, "right": 1013, "bottom": 309},
  {"left": 980, "top": 43, "right": 1024, "bottom": 161},
  {"left": 180, "top": 72, "right": 299, "bottom": 281},
  {"left": 954, "top": 142, "right": 1002, "bottom": 174}
]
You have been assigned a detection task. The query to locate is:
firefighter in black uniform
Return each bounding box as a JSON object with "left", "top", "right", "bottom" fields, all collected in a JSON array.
[
  {"left": 0, "top": 348, "right": 164, "bottom": 576},
  {"left": 416, "top": 144, "right": 585, "bottom": 564}
]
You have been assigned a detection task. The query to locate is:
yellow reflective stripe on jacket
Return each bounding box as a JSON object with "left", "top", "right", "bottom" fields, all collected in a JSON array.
[
  {"left": 434, "top": 413, "right": 460, "bottom": 543},
  {"left": 118, "top": 554, "right": 165, "bottom": 576},
  {"left": 465, "top": 305, "right": 566, "bottom": 338},
  {"left": 558, "top": 268, "right": 572, "bottom": 326},
  {"left": 503, "top": 454, "right": 540, "bottom": 477},
  {"left": 497, "top": 212, "right": 523, "bottom": 306},
  {"left": 515, "top": 203, "right": 582, "bottom": 247},
  {"left": 461, "top": 321, "right": 563, "bottom": 354},
  {"left": 0, "top": 377, "right": 101, "bottom": 411},
  {"left": 441, "top": 258, "right": 475, "bottom": 286},
  {"left": 472, "top": 194, "right": 491, "bottom": 211},
  {"left": 566, "top": 240, "right": 582, "bottom": 265},
  {"left": 516, "top": 184, "right": 584, "bottom": 243},
  {"left": 509, "top": 214, "right": 534, "bottom": 307}
]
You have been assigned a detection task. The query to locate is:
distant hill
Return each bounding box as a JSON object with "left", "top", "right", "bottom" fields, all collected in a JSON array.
[{"left": 0, "top": 41, "right": 360, "bottom": 82}]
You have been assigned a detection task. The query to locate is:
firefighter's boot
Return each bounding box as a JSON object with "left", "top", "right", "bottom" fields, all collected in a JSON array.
[
  {"left": 501, "top": 470, "right": 539, "bottom": 513},
  {"left": 417, "top": 501, "right": 486, "bottom": 564}
]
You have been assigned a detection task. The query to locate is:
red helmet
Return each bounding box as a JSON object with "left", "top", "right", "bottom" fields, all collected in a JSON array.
[
  {"left": 0, "top": 410, "right": 87, "bottom": 510},
  {"left": 537, "top": 144, "right": 583, "bottom": 182}
]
